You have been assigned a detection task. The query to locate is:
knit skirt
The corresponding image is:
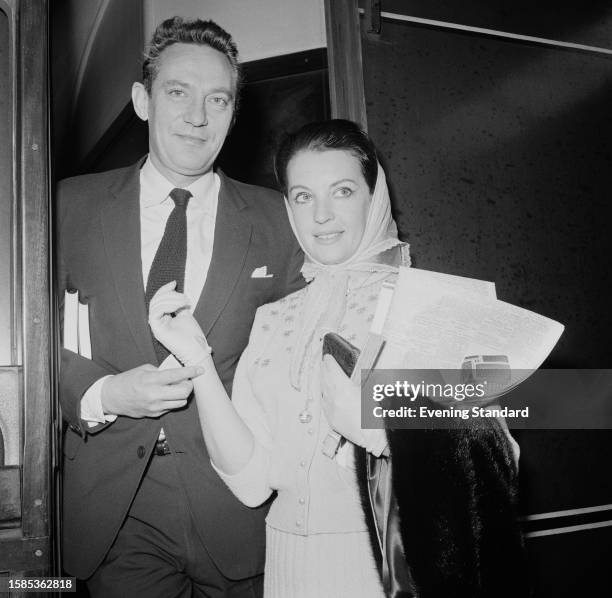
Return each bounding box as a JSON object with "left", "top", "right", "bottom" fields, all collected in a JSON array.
[{"left": 264, "top": 525, "right": 385, "bottom": 598}]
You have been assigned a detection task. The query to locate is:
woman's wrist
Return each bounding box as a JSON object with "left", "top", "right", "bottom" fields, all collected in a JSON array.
[
  {"left": 183, "top": 348, "right": 214, "bottom": 372},
  {"left": 177, "top": 334, "right": 213, "bottom": 370}
]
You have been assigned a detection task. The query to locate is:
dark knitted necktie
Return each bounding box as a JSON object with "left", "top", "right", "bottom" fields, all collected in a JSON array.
[{"left": 145, "top": 187, "right": 192, "bottom": 362}]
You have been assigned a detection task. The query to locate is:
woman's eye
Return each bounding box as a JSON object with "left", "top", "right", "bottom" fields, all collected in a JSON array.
[
  {"left": 293, "top": 192, "right": 312, "bottom": 204},
  {"left": 335, "top": 187, "right": 353, "bottom": 198}
]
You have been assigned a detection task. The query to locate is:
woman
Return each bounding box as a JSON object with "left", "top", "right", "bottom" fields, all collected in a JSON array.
[{"left": 149, "top": 120, "right": 527, "bottom": 597}]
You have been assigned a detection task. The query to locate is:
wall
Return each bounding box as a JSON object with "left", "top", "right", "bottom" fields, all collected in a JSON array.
[
  {"left": 52, "top": 0, "right": 143, "bottom": 175},
  {"left": 51, "top": 0, "right": 107, "bottom": 143},
  {"left": 144, "top": 0, "right": 326, "bottom": 62},
  {"left": 356, "top": 2, "right": 612, "bottom": 595}
]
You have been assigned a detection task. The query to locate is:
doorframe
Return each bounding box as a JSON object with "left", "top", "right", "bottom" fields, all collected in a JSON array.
[
  {"left": 0, "top": 0, "right": 53, "bottom": 580},
  {"left": 324, "top": 0, "right": 368, "bottom": 129}
]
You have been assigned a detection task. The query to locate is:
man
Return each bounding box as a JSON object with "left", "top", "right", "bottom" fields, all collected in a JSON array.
[{"left": 57, "top": 17, "right": 303, "bottom": 597}]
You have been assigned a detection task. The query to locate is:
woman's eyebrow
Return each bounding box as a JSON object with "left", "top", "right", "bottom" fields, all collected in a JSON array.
[
  {"left": 288, "top": 184, "right": 311, "bottom": 193},
  {"left": 288, "top": 179, "right": 359, "bottom": 193},
  {"left": 329, "top": 178, "right": 358, "bottom": 187}
]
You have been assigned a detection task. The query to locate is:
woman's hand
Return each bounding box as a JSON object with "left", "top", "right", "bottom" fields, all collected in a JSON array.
[
  {"left": 149, "top": 281, "right": 212, "bottom": 367},
  {"left": 321, "top": 355, "right": 389, "bottom": 455},
  {"left": 321, "top": 355, "right": 366, "bottom": 447}
]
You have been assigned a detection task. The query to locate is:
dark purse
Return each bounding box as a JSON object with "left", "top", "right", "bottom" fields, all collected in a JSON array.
[{"left": 322, "top": 332, "right": 360, "bottom": 376}]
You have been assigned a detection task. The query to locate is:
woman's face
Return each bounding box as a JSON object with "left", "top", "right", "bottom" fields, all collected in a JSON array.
[{"left": 285, "top": 149, "right": 371, "bottom": 264}]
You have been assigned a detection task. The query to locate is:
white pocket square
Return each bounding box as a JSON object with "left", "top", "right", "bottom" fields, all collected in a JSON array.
[{"left": 251, "top": 265, "right": 274, "bottom": 278}]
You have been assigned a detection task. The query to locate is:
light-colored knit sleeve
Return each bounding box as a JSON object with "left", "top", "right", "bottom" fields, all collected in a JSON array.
[{"left": 212, "top": 316, "right": 275, "bottom": 507}]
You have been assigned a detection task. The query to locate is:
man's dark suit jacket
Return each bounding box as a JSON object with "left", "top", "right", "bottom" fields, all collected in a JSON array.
[{"left": 57, "top": 159, "right": 304, "bottom": 580}]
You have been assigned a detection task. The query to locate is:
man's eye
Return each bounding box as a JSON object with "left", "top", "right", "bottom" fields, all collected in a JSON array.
[
  {"left": 209, "top": 96, "right": 229, "bottom": 107},
  {"left": 293, "top": 192, "right": 312, "bottom": 204},
  {"left": 168, "top": 89, "right": 185, "bottom": 97}
]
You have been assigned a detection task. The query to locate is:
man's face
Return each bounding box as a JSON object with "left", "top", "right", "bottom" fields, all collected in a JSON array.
[{"left": 132, "top": 43, "right": 236, "bottom": 186}]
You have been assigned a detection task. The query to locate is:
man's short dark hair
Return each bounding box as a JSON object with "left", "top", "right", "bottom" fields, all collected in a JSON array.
[{"left": 143, "top": 16, "right": 242, "bottom": 106}]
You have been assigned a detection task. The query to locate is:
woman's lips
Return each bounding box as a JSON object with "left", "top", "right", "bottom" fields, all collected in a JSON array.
[{"left": 314, "top": 231, "right": 344, "bottom": 244}]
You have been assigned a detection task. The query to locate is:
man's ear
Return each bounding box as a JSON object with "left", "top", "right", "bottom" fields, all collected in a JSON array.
[{"left": 132, "top": 82, "right": 149, "bottom": 121}]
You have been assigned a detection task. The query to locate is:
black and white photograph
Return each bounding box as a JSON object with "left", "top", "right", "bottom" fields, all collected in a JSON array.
[{"left": 1, "top": 1, "right": 611, "bottom": 596}]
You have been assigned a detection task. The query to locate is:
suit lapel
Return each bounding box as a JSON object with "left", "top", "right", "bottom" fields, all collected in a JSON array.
[
  {"left": 100, "top": 161, "right": 158, "bottom": 365},
  {"left": 193, "top": 172, "right": 252, "bottom": 336}
]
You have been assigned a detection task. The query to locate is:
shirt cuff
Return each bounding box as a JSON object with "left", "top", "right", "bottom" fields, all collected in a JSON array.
[
  {"left": 362, "top": 427, "right": 389, "bottom": 457},
  {"left": 210, "top": 442, "right": 271, "bottom": 507},
  {"left": 80, "top": 375, "right": 118, "bottom": 428}
]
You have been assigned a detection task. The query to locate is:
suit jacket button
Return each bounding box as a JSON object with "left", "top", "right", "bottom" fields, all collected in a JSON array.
[{"left": 137, "top": 446, "right": 146, "bottom": 459}]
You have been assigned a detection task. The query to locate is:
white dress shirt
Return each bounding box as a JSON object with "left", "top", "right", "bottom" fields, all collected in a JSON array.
[{"left": 80, "top": 157, "right": 219, "bottom": 425}]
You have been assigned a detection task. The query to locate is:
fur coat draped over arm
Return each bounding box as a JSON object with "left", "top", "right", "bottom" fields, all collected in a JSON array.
[{"left": 356, "top": 409, "right": 530, "bottom": 598}]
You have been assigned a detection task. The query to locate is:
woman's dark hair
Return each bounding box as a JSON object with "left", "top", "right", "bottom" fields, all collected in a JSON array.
[
  {"left": 142, "top": 17, "right": 242, "bottom": 107},
  {"left": 274, "top": 119, "right": 378, "bottom": 194}
]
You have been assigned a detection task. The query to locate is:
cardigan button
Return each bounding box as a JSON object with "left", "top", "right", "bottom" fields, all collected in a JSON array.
[{"left": 137, "top": 446, "right": 146, "bottom": 459}]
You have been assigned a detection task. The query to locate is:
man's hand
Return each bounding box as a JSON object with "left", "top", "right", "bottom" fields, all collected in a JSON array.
[{"left": 101, "top": 364, "right": 203, "bottom": 418}]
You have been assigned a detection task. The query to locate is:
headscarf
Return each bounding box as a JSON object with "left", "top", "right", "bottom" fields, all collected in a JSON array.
[{"left": 284, "top": 162, "right": 407, "bottom": 390}]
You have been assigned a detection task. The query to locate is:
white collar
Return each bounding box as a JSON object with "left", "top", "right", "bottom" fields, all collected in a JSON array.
[{"left": 140, "top": 156, "right": 217, "bottom": 209}]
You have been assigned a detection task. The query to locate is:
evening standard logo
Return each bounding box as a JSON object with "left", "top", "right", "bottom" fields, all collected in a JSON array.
[{"left": 371, "top": 402, "right": 529, "bottom": 421}]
